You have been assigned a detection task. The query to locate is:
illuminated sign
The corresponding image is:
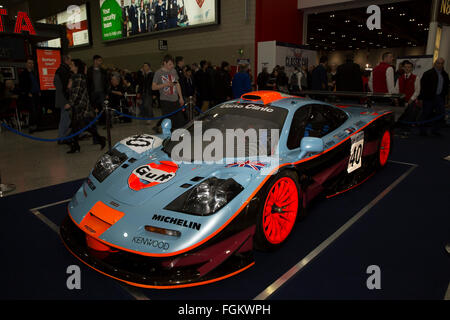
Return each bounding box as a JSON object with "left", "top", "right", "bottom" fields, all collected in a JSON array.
[
  {"left": 36, "top": 49, "right": 61, "bottom": 91},
  {"left": 38, "top": 4, "right": 91, "bottom": 48},
  {"left": 0, "top": 9, "right": 36, "bottom": 35},
  {"left": 99, "top": 0, "right": 219, "bottom": 42}
]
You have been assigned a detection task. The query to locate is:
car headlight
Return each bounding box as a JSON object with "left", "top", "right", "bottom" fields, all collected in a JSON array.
[
  {"left": 92, "top": 149, "right": 128, "bottom": 183},
  {"left": 164, "top": 177, "right": 244, "bottom": 216}
]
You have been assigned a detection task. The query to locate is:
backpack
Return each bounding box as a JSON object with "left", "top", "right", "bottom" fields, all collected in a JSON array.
[{"left": 289, "top": 72, "right": 299, "bottom": 87}]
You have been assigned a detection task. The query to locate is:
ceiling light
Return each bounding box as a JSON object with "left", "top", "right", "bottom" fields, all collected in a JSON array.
[
  {"left": 345, "top": 20, "right": 350, "bottom": 23},
  {"left": 318, "top": 28, "right": 323, "bottom": 31},
  {"left": 358, "top": 24, "right": 363, "bottom": 27},
  {"left": 331, "top": 31, "right": 335, "bottom": 35},
  {"left": 342, "top": 34, "right": 346, "bottom": 38},
  {"left": 330, "top": 14, "right": 335, "bottom": 18}
]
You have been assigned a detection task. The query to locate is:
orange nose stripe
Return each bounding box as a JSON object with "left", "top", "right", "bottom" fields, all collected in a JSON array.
[{"left": 80, "top": 201, "right": 125, "bottom": 238}]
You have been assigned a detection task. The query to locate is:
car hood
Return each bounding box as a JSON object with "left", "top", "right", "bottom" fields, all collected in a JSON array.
[{"left": 68, "top": 143, "right": 275, "bottom": 256}]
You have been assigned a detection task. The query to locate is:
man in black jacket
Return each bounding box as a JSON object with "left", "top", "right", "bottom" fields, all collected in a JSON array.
[
  {"left": 138, "top": 62, "right": 154, "bottom": 123},
  {"left": 418, "top": 57, "right": 449, "bottom": 136},
  {"left": 213, "top": 61, "right": 232, "bottom": 105},
  {"left": 87, "top": 55, "right": 109, "bottom": 112},
  {"left": 336, "top": 54, "right": 363, "bottom": 92},
  {"left": 54, "top": 54, "right": 72, "bottom": 142},
  {"left": 19, "top": 59, "right": 41, "bottom": 133},
  {"left": 87, "top": 55, "right": 108, "bottom": 138}
]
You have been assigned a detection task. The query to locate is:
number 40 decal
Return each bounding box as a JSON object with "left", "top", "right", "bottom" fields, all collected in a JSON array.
[{"left": 348, "top": 131, "right": 364, "bottom": 173}]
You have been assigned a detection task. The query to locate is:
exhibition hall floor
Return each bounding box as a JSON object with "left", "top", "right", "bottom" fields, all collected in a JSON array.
[{"left": 0, "top": 121, "right": 449, "bottom": 300}]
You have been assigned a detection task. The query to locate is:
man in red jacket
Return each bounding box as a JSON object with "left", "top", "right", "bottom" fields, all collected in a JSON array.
[
  {"left": 396, "top": 60, "right": 420, "bottom": 106},
  {"left": 396, "top": 60, "right": 421, "bottom": 133},
  {"left": 369, "top": 52, "right": 396, "bottom": 94}
]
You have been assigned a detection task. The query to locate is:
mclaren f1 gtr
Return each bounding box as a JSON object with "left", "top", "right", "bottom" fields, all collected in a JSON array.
[{"left": 60, "top": 90, "right": 395, "bottom": 288}]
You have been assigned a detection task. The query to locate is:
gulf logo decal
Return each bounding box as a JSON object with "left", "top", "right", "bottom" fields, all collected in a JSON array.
[{"left": 128, "top": 161, "right": 178, "bottom": 191}]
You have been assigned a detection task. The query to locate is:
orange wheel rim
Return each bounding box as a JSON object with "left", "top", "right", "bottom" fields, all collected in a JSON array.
[
  {"left": 262, "top": 177, "right": 299, "bottom": 244},
  {"left": 379, "top": 131, "right": 391, "bottom": 167}
]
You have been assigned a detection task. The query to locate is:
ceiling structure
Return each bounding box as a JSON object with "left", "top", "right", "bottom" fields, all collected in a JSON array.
[{"left": 306, "top": 0, "right": 432, "bottom": 51}]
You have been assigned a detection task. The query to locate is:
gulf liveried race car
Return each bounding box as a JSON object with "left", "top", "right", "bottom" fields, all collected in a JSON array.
[{"left": 60, "top": 91, "right": 394, "bottom": 288}]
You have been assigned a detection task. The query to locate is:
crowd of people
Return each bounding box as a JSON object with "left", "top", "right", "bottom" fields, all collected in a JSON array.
[
  {"left": 0, "top": 51, "right": 448, "bottom": 155},
  {"left": 0, "top": 53, "right": 255, "bottom": 154},
  {"left": 256, "top": 52, "right": 448, "bottom": 136}
]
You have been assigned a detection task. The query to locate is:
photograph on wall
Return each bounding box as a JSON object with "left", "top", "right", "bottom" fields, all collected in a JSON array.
[
  {"left": 0, "top": 67, "right": 16, "bottom": 80},
  {"left": 100, "top": 0, "right": 218, "bottom": 41},
  {"left": 37, "top": 4, "right": 91, "bottom": 48}
]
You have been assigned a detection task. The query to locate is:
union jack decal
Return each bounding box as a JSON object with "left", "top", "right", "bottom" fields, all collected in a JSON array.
[{"left": 226, "top": 161, "right": 266, "bottom": 171}]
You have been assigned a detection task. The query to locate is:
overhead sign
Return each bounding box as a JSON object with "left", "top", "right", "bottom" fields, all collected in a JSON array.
[
  {"left": 99, "top": 0, "right": 218, "bottom": 42},
  {"left": 438, "top": 0, "right": 450, "bottom": 25},
  {"left": 298, "top": 0, "right": 357, "bottom": 10},
  {"left": 257, "top": 41, "right": 317, "bottom": 77},
  {"left": 36, "top": 49, "right": 61, "bottom": 91}
]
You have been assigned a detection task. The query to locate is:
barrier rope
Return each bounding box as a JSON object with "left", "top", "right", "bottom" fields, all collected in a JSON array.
[
  {"left": 0, "top": 104, "right": 200, "bottom": 141},
  {"left": 0, "top": 110, "right": 104, "bottom": 142},
  {"left": 397, "top": 114, "right": 446, "bottom": 125},
  {"left": 112, "top": 104, "right": 188, "bottom": 121}
]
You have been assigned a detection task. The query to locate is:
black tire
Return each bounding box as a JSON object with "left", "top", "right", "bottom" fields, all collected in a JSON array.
[{"left": 254, "top": 170, "right": 302, "bottom": 252}]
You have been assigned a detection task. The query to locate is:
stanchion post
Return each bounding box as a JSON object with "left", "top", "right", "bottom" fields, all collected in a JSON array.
[{"left": 104, "top": 100, "right": 112, "bottom": 152}]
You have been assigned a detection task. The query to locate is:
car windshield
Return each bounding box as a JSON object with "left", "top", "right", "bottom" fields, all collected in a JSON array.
[{"left": 163, "top": 102, "right": 288, "bottom": 162}]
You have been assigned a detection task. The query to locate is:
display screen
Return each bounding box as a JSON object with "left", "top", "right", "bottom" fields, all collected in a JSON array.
[
  {"left": 36, "top": 49, "right": 61, "bottom": 91},
  {"left": 100, "top": 0, "right": 218, "bottom": 41},
  {"left": 37, "top": 4, "right": 91, "bottom": 48}
]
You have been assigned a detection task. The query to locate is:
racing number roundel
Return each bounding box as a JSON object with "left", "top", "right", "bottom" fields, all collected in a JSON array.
[
  {"left": 348, "top": 131, "right": 364, "bottom": 173},
  {"left": 128, "top": 161, "right": 178, "bottom": 191}
]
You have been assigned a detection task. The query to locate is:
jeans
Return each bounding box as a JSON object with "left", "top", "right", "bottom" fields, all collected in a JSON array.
[
  {"left": 58, "top": 108, "right": 71, "bottom": 138},
  {"left": 160, "top": 100, "right": 184, "bottom": 129},
  {"left": 140, "top": 94, "right": 153, "bottom": 118}
]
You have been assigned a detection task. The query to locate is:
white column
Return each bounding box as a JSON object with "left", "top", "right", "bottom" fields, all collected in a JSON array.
[
  {"left": 426, "top": 21, "right": 439, "bottom": 55},
  {"left": 438, "top": 26, "right": 450, "bottom": 71}
]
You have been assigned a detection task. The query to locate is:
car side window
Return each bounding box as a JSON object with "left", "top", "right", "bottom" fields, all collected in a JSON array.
[
  {"left": 287, "top": 106, "right": 311, "bottom": 150},
  {"left": 287, "top": 104, "right": 349, "bottom": 150},
  {"left": 306, "top": 104, "right": 348, "bottom": 138},
  {"left": 320, "top": 105, "right": 348, "bottom": 132}
]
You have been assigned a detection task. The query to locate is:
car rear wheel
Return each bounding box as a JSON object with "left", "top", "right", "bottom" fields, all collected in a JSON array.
[
  {"left": 254, "top": 171, "right": 301, "bottom": 251},
  {"left": 378, "top": 130, "right": 391, "bottom": 167}
]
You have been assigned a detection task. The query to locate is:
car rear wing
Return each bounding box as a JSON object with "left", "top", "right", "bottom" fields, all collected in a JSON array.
[{"left": 295, "top": 90, "right": 405, "bottom": 108}]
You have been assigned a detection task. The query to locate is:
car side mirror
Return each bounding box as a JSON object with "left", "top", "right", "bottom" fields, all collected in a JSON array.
[
  {"left": 162, "top": 118, "right": 172, "bottom": 138},
  {"left": 299, "top": 137, "right": 324, "bottom": 159}
]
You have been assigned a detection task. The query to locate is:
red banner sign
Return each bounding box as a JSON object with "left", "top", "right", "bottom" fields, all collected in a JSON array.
[{"left": 36, "top": 49, "right": 61, "bottom": 91}]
